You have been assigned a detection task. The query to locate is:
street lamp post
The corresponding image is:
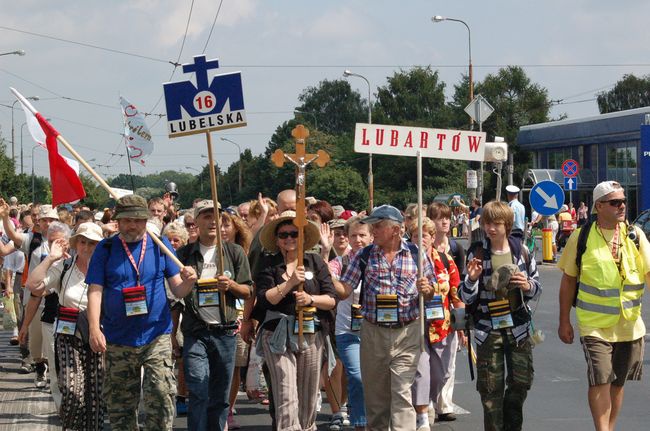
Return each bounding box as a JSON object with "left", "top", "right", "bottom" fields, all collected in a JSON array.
[
  {"left": 432, "top": 15, "right": 473, "bottom": 103},
  {"left": 220, "top": 137, "right": 243, "bottom": 192},
  {"left": 343, "top": 69, "right": 374, "bottom": 212},
  {"left": 20, "top": 121, "right": 27, "bottom": 175},
  {"left": 11, "top": 96, "right": 39, "bottom": 168},
  {"left": 186, "top": 166, "right": 203, "bottom": 192}
]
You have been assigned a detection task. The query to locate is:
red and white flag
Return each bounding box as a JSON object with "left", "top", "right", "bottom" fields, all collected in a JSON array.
[{"left": 12, "top": 88, "right": 86, "bottom": 206}]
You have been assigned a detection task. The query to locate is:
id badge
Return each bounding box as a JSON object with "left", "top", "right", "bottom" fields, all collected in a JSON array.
[
  {"left": 56, "top": 306, "right": 79, "bottom": 335},
  {"left": 56, "top": 319, "right": 77, "bottom": 335},
  {"left": 122, "top": 285, "right": 148, "bottom": 317},
  {"left": 294, "top": 306, "right": 317, "bottom": 334},
  {"left": 350, "top": 304, "right": 363, "bottom": 331},
  {"left": 488, "top": 299, "right": 514, "bottom": 329},
  {"left": 376, "top": 294, "right": 399, "bottom": 323},
  {"left": 425, "top": 295, "right": 445, "bottom": 321},
  {"left": 197, "top": 279, "right": 220, "bottom": 308}
]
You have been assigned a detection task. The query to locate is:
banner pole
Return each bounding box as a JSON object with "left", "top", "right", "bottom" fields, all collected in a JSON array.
[{"left": 417, "top": 151, "right": 426, "bottom": 352}]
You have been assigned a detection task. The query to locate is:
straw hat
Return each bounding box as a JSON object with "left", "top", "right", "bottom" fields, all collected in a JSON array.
[
  {"left": 259, "top": 210, "right": 320, "bottom": 253},
  {"left": 69, "top": 222, "right": 103, "bottom": 248}
]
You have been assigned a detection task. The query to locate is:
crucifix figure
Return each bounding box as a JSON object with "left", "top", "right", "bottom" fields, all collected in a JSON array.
[{"left": 271, "top": 124, "right": 330, "bottom": 342}]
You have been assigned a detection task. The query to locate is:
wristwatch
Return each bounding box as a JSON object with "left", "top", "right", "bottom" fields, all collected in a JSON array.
[{"left": 308, "top": 295, "right": 315, "bottom": 306}]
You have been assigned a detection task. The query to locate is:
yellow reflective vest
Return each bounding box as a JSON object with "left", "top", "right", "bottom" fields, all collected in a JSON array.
[{"left": 576, "top": 223, "right": 645, "bottom": 328}]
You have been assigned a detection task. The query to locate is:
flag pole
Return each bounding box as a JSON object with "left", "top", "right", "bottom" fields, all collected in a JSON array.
[{"left": 10, "top": 87, "right": 183, "bottom": 268}]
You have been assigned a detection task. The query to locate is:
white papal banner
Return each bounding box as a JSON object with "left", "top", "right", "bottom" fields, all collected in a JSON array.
[{"left": 354, "top": 123, "right": 486, "bottom": 161}]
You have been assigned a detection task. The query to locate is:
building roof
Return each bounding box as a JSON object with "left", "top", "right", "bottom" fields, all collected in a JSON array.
[{"left": 517, "top": 106, "right": 650, "bottom": 149}]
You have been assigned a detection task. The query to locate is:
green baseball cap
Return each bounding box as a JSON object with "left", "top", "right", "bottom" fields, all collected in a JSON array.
[{"left": 114, "top": 194, "right": 149, "bottom": 220}]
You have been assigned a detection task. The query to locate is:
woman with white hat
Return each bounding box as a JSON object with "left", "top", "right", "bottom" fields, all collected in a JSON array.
[
  {"left": 27, "top": 222, "right": 105, "bottom": 430},
  {"left": 255, "top": 210, "right": 338, "bottom": 431}
]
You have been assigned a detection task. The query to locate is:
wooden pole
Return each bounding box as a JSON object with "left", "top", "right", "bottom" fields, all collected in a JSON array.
[
  {"left": 417, "top": 151, "right": 426, "bottom": 352},
  {"left": 205, "top": 132, "right": 227, "bottom": 313}
]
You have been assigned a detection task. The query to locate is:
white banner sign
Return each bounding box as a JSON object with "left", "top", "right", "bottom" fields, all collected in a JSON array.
[
  {"left": 120, "top": 96, "right": 154, "bottom": 166},
  {"left": 354, "top": 123, "right": 486, "bottom": 161}
]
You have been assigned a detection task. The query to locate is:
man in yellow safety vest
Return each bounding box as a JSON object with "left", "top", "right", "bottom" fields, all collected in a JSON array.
[{"left": 558, "top": 181, "right": 649, "bottom": 431}]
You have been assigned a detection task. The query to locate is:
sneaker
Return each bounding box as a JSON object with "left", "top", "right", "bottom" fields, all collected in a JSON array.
[
  {"left": 175, "top": 399, "right": 188, "bottom": 415},
  {"left": 340, "top": 405, "right": 351, "bottom": 427},
  {"left": 227, "top": 411, "right": 241, "bottom": 430},
  {"left": 437, "top": 412, "right": 457, "bottom": 422},
  {"left": 19, "top": 359, "right": 34, "bottom": 374},
  {"left": 34, "top": 362, "right": 48, "bottom": 388},
  {"left": 316, "top": 391, "right": 322, "bottom": 412},
  {"left": 329, "top": 412, "right": 343, "bottom": 431},
  {"left": 416, "top": 415, "right": 430, "bottom": 431}
]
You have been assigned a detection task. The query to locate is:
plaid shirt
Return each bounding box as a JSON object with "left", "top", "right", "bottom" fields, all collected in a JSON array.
[{"left": 340, "top": 240, "right": 437, "bottom": 323}]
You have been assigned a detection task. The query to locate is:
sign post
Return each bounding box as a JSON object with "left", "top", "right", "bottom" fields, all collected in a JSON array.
[
  {"left": 163, "top": 54, "right": 247, "bottom": 317},
  {"left": 355, "top": 123, "right": 487, "bottom": 350},
  {"left": 464, "top": 95, "right": 495, "bottom": 203},
  {"left": 561, "top": 159, "right": 579, "bottom": 207}
]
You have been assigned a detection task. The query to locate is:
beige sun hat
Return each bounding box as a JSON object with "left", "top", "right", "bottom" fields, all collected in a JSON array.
[
  {"left": 259, "top": 210, "right": 320, "bottom": 253},
  {"left": 69, "top": 222, "right": 103, "bottom": 248},
  {"left": 38, "top": 205, "right": 60, "bottom": 221}
]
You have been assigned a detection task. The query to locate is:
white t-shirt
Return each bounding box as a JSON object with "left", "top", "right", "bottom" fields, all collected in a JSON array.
[
  {"left": 42, "top": 257, "right": 88, "bottom": 310},
  {"left": 329, "top": 252, "right": 361, "bottom": 336},
  {"left": 199, "top": 243, "right": 218, "bottom": 279}
]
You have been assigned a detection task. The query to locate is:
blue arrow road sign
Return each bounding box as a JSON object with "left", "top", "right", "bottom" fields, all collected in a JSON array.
[
  {"left": 564, "top": 177, "right": 577, "bottom": 191},
  {"left": 530, "top": 180, "right": 565, "bottom": 216}
]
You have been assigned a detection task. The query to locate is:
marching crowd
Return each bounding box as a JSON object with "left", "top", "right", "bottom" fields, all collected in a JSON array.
[{"left": 0, "top": 179, "right": 646, "bottom": 431}]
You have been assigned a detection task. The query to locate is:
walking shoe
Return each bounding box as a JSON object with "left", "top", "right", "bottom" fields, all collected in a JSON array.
[
  {"left": 328, "top": 412, "right": 343, "bottom": 431},
  {"left": 19, "top": 359, "right": 34, "bottom": 374},
  {"left": 227, "top": 411, "right": 241, "bottom": 429},
  {"left": 316, "top": 390, "right": 322, "bottom": 412},
  {"left": 340, "top": 405, "right": 351, "bottom": 426},
  {"left": 437, "top": 412, "right": 457, "bottom": 422},
  {"left": 34, "top": 362, "right": 48, "bottom": 388},
  {"left": 416, "top": 414, "right": 431, "bottom": 431}
]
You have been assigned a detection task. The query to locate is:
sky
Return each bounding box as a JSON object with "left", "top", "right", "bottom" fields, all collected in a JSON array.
[{"left": 2, "top": 0, "right": 650, "bottom": 184}]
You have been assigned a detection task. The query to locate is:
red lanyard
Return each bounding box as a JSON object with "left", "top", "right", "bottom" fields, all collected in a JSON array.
[{"left": 120, "top": 234, "right": 147, "bottom": 285}]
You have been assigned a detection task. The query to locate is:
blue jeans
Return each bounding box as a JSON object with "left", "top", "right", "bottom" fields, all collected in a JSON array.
[
  {"left": 336, "top": 332, "right": 367, "bottom": 427},
  {"left": 184, "top": 329, "right": 237, "bottom": 431}
]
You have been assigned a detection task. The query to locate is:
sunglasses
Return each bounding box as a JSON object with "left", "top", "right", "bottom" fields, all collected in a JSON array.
[
  {"left": 601, "top": 199, "right": 626, "bottom": 208},
  {"left": 277, "top": 231, "right": 299, "bottom": 239},
  {"left": 185, "top": 222, "right": 196, "bottom": 228}
]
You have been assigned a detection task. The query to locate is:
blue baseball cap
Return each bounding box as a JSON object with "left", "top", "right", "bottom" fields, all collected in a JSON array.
[{"left": 361, "top": 205, "right": 404, "bottom": 224}]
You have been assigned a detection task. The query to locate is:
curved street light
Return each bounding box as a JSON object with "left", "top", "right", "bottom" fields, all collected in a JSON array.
[
  {"left": 343, "top": 69, "right": 374, "bottom": 212},
  {"left": 431, "top": 15, "right": 473, "bottom": 103},
  {"left": 220, "top": 137, "right": 243, "bottom": 192},
  {"left": 0, "top": 49, "right": 25, "bottom": 57}
]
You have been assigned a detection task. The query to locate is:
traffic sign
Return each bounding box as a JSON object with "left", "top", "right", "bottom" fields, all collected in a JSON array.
[
  {"left": 163, "top": 54, "right": 247, "bottom": 138},
  {"left": 464, "top": 95, "right": 494, "bottom": 124},
  {"left": 564, "top": 177, "right": 577, "bottom": 191},
  {"left": 561, "top": 159, "right": 579, "bottom": 178},
  {"left": 466, "top": 170, "right": 478, "bottom": 189},
  {"left": 530, "top": 180, "right": 565, "bottom": 216}
]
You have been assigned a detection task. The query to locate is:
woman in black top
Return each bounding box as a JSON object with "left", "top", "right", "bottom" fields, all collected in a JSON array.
[{"left": 255, "top": 210, "right": 337, "bottom": 431}]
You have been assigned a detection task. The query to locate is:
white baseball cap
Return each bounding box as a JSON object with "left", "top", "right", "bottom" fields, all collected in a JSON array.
[
  {"left": 591, "top": 181, "right": 623, "bottom": 213},
  {"left": 505, "top": 185, "right": 520, "bottom": 194}
]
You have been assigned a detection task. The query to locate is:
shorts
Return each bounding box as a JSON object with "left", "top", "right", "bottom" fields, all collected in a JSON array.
[
  {"left": 580, "top": 336, "right": 644, "bottom": 387},
  {"left": 235, "top": 333, "right": 249, "bottom": 367}
]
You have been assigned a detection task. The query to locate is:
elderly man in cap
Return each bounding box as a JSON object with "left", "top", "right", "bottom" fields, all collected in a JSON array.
[
  {"left": 175, "top": 199, "right": 253, "bottom": 431},
  {"left": 559, "top": 181, "right": 650, "bottom": 431},
  {"left": 334, "top": 205, "right": 438, "bottom": 431},
  {"left": 505, "top": 185, "right": 526, "bottom": 242},
  {"left": 86, "top": 194, "right": 198, "bottom": 431}
]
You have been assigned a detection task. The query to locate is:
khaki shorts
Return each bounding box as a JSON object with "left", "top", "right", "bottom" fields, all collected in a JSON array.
[
  {"left": 580, "top": 336, "right": 644, "bottom": 387},
  {"left": 235, "top": 332, "right": 249, "bottom": 367}
]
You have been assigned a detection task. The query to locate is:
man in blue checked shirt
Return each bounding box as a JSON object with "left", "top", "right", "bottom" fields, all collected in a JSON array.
[{"left": 334, "top": 205, "right": 437, "bottom": 431}]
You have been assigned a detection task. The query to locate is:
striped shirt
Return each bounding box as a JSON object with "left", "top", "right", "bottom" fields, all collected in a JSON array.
[
  {"left": 340, "top": 240, "right": 437, "bottom": 324},
  {"left": 460, "top": 238, "right": 541, "bottom": 345}
]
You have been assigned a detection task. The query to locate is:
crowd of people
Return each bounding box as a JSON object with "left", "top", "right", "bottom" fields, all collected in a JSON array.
[{"left": 0, "top": 179, "right": 644, "bottom": 431}]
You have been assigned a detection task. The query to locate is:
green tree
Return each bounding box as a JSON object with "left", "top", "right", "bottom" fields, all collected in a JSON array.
[
  {"left": 597, "top": 74, "right": 650, "bottom": 114},
  {"left": 309, "top": 166, "right": 368, "bottom": 210},
  {"left": 297, "top": 79, "right": 367, "bottom": 135}
]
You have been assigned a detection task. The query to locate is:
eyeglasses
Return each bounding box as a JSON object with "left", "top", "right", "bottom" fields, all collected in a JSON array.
[
  {"left": 277, "top": 231, "right": 299, "bottom": 239},
  {"left": 601, "top": 199, "right": 627, "bottom": 208},
  {"left": 184, "top": 222, "right": 196, "bottom": 228}
]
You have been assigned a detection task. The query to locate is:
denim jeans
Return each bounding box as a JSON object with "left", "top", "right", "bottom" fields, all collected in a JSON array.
[
  {"left": 336, "top": 332, "right": 367, "bottom": 427},
  {"left": 184, "top": 329, "right": 237, "bottom": 431}
]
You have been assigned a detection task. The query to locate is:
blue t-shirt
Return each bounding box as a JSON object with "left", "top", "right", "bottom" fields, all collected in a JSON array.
[
  {"left": 86, "top": 234, "right": 180, "bottom": 347},
  {"left": 509, "top": 199, "right": 526, "bottom": 231}
]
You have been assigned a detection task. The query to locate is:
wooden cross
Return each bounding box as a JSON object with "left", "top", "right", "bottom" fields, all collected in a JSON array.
[{"left": 271, "top": 124, "right": 330, "bottom": 342}]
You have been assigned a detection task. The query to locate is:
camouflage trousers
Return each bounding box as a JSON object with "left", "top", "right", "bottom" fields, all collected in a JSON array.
[
  {"left": 104, "top": 334, "right": 177, "bottom": 431},
  {"left": 476, "top": 331, "right": 534, "bottom": 431}
]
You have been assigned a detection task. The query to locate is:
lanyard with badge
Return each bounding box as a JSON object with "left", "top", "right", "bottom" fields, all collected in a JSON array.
[
  {"left": 425, "top": 266, "right": 446, "bottom": 321},
  {"left": 56, "top": 257, "right": 87, "bottom": 335},
  {"left": 120, "top": 234, "right": 149, "bottom": 317}
]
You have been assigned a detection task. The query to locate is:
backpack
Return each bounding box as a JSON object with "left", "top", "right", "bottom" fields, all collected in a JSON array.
[
  {"left": 573, "top": 219, "right": 640, "bottom": 306},
  {"left": 356, "top": 243, "right": 420, "bottom": 306}
]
